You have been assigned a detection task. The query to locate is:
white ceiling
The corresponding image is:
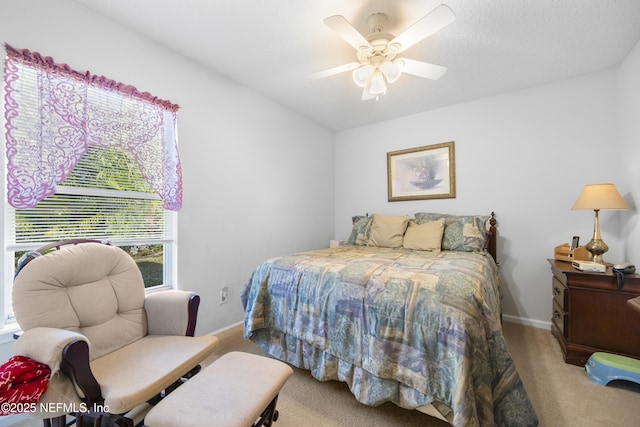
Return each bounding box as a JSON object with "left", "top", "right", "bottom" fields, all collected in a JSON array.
[{"left": 74, "top": 0, "right": 640, "bottom": 131}]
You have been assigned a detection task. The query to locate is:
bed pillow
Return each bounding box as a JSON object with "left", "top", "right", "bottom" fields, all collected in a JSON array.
[
  {"left": 367, "top": 214, "right": 409, "bottom": 248},
  {"left": 414, "top": 212, "right": 489, "bottom": 252},
  {"left": 347, "top": 215, "right": 371, "bottom": 245},
  {"left": 402, "top": 219, "right": 445, "bottom": 251}
]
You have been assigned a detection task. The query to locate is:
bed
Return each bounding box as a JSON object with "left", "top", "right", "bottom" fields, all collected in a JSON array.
[{"left": 241, "top": 212, "right": 538, "bottom": 427}]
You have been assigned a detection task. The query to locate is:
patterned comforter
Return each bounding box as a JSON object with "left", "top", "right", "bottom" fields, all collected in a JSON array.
[{"left": 241, "top": 246, "right": 538, "bottom": 427}]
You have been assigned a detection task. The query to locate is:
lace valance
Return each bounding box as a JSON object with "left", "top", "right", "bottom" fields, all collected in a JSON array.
[{"left": 3, "top": 44, "right": 182, "bottom": 210}]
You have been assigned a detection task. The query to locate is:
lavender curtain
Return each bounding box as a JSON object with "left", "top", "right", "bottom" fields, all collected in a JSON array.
[{"left": 3, "top": 44, "right": 182, "bottom": 210}]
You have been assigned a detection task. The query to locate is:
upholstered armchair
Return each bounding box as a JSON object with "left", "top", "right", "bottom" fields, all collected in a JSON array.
[{"left": 12, "top": 241, "right": 219, "bottom": 426}]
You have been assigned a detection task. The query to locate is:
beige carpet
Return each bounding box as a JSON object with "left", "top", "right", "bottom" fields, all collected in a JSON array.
[
  {"left": 9, "top": 322, "right": 640, "bottom": 426},
  {"left": 209, "top": 321, "right": 640, "bottom": 427}
]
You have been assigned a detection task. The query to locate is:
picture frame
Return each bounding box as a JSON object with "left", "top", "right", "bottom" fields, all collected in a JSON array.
[{"left": 387, "top": 141, "right": 456, "bottom": 202}]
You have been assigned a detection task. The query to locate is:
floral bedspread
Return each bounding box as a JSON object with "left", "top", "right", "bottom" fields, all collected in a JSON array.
[{"left": 241, "top": 246, "right": 538, "bottom": 427}]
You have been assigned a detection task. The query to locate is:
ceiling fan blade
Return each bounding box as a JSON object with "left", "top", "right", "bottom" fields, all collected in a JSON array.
[
  {"left": 307, "top": 62, "right": 361, "bottom": 80},
  {"left": 389, "top": 4, "right": 455, "bottom": 53},
  {"left": 400, "top": 58, "right": 447, "bottom": 80},
  {"left": 324, "top": 15, "right": 372, "bottom": 52}
]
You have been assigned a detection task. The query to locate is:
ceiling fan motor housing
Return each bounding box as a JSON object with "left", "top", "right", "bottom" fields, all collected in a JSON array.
[{"left": 356, "top": 13, "right": 400, "bottom": 63}]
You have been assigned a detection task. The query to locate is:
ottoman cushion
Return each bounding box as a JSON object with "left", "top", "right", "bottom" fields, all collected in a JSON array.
[{"left": 145, "top": 351, "right": 293, "bottom": 427}]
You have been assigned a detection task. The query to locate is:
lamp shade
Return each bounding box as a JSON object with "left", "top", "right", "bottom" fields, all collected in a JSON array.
[{"left": 572, "top": 184, "right": 629, "bottom": 210}]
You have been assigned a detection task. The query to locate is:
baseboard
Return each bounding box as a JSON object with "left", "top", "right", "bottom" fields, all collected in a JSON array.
[
  {"left": 503, "top": 314, "right": 551, "bottom": 330},
  {"left": 209, "top": 321, "right": 243, "bottom": 341}
]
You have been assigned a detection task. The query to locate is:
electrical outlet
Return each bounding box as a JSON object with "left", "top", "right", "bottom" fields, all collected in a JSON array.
[{"left": 220, "top": 286, "right": 229, "bottom": 304}]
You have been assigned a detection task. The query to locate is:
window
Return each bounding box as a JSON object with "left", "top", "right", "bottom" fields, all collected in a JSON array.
[
  {"left": 2, "top": 45, "right": 182, "bottom": 327},
  {"left": 5, "top": 145, "right": 177, "bottom": 279}
]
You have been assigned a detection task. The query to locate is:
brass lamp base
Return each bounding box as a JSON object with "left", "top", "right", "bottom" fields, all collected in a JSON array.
[
  {"left": 587, "top": 209, "right": 608, "bottom": 265},
  {"left": 586, "top": 238, "right": 608, "bottom": 264}
]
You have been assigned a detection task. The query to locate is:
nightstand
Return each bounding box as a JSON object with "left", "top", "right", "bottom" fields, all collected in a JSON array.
[{"left": 548, "top": 259, "right": 640, "bottom": 366}]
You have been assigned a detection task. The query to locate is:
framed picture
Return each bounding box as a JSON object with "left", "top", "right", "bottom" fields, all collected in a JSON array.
[{"left": 387, "top": 141, "right": 456, "bottom": 202}]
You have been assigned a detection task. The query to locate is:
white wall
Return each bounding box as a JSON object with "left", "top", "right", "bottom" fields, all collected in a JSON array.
[
  {"left": 334, "top": 70, "right": 625, "bottom": 327},
  {"left": 0, "top": 0, "right": 334, "bottom": 359},
  {"left": 619, "top": 39, "right": 640, "bottom": 263},
  {"left": 1, "top": 0, "right": 638, "bottom": 349}
]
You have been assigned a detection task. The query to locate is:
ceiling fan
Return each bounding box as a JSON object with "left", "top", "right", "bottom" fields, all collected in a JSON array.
[{"left": 309, "top": 4, "right": 455, "bottom": 100}]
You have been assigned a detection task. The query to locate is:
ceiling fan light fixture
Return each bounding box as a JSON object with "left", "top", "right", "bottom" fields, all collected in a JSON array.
[
  {"left": 352, "top": 64, "right": 374, "bottom": 87},
  {"left": 316, "top": 5, "right": 456, "bottom": 100},
  {"left": 362, "top": 80, "right": 375, "bottom": 100},
  {"left": 369, "top": 70, "right": 387, "bottom": 95},
  {"left": 380, "top": 59, "right": 404, "bottom": 84}
]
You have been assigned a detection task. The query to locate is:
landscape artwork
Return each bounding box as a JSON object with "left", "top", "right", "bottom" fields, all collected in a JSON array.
[{"left": 387, "top": 141, "right": 456, "bottom": 201}]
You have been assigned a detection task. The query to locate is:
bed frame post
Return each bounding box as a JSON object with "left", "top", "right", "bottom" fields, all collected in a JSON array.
[{"left": 488, "top": 212, "right": 497, "bottom": 263}]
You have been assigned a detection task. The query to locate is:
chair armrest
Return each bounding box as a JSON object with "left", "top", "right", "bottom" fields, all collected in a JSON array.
[
  {"left": 61, "top": 339, "right": 103, "bottom": 407},
  {"left": 145, "top": 290, "right": 200, "bottom": 336},
  {"left": 13, "top": 327, "right": 89, "bottom": 373},
  {"left": 628, "top": 296, "right": 640, "bottom": 314}
]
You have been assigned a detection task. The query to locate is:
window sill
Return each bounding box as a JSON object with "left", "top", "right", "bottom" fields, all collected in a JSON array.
[{"left": 0, "top": 322, "right": 21, "bottom": 345}]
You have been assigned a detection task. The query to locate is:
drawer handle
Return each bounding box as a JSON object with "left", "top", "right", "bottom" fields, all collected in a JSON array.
[
  {"left": 553, "top": 310, "right": 563, "bottom": 319},
  {"left": 553, "top": 287, "right": 561, "bottom": 296}
]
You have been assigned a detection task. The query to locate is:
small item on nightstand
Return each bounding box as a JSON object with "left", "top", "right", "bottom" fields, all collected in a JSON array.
[
  {"left": 571, "top": 236, "right": 580, "bottom": 250},
  {"left": 554, "top": 243, "right": 590, "bottom": 262},
  {"left": 612, "top": 263, "right": 636, "bottom": 289},
  {"left": 554, "top": 243, "right": 572, "bottom": 261},
  {"left": 572, "top": 246, "right": 590, "bottom": 261},
  {"left": 572, "top": 260, "right": 606, "bottom": 273}
]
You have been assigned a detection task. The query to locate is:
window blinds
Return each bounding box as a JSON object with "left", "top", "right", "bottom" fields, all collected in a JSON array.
[{"left": 5, "top": 146, "right": 173, "bottom": 249}]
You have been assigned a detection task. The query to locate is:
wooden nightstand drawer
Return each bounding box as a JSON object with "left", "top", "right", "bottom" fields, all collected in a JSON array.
[
  {"left": 551, "top": 300, "right": 565, "bottom": 337},
  {"left": 552, "top": 276, "right": 565, "bottom": 309}
]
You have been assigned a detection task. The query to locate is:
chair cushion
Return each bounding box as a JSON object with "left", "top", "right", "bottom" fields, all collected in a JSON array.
[
  {"left": 13, "top": 243, "right": 147, "bottom": 360},
  {"left": 90, "top": 334, "right": 218, "bottom": 414}
]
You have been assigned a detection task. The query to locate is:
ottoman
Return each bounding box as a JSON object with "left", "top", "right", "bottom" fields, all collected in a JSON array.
[{"left": 145, "top": 351, "right": 293, "bottom": 427}]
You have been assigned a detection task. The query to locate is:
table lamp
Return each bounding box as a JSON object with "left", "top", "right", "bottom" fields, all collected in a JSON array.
[{"left": 572, "top": 183, "right": 629, "bottom": 264}]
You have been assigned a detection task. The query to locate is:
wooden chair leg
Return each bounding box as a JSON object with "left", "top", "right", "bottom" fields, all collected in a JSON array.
[
  {"left": 76, "top": 412, "right": 103, "bottom": 427},
  {"left": 252, "top": 395, "right": 280, "bottom": 427},
  {"left": 43, "top": 415, "right": 66, "bottom": 427},
  {"left": 73, "top": 411, "right": 133, "bottom": 427}
]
